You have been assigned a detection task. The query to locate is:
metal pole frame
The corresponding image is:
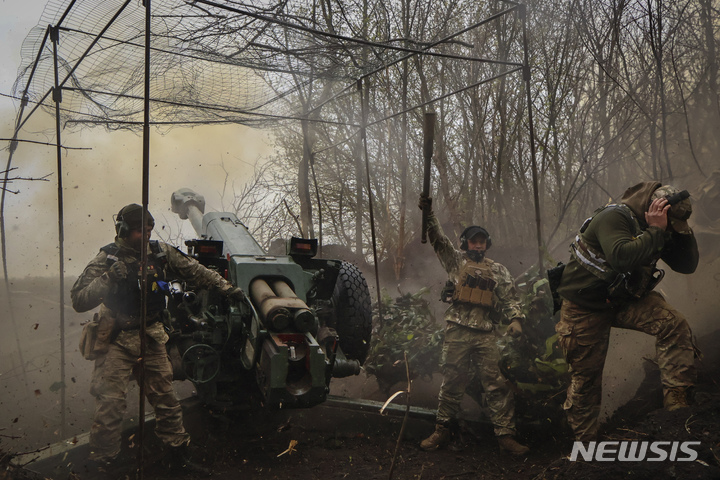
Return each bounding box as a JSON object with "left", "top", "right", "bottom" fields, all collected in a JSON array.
[
  {"left": 0, "top": 0, "right": 80, "bottom": 434},
  {"left": 50, "top": 22, "right": 67, "bottom": 440},
  {"left": 0, "top": 24, "right": 54, "bottom": 398},
  {"left": 138, "top": 0, "right": 153, "bottom": 477}
]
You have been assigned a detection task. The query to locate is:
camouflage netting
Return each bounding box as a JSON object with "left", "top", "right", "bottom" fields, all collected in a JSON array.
[{"left": 12, "top": 0, "right": 525, "bottom": 132}]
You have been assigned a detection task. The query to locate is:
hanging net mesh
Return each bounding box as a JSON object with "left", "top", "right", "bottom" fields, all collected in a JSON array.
[{"left": 12, "top": 0, "right": 524, "bottom": 132}]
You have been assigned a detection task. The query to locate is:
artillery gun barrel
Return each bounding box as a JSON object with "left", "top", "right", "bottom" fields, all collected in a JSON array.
[
  {"left": 185, "top": 204, "right": 204, "bottom": 235},
  {"left": 167, "top": 188, "right": 368, "bottom": 410},
  {"left": 171, "top": 188, "right": 265, "bottom": 258},
  {"left": 250, "top": 278, "right": 291, "bottom": 331}
]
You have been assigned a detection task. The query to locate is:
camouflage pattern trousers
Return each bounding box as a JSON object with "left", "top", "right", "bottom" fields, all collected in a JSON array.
[
  {"left": 436, "top": 322, "right": 516, "bottom": 437},
  {"left": 89, "top": 337, "right": 189, "bottom": 461},
  {"left": 555, "top": 291, "right": 696, "bottom": 441}
]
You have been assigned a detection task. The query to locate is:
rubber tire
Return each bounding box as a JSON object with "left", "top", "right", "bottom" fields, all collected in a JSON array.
[{"left": 331, "top": 261, "right": 372, "bottom": 364}]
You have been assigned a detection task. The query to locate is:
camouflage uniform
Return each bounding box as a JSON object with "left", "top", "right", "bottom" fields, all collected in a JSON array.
[
  {"left": 426, "top": 213, "right": 524, "bottom": 436},
  {"left": 556, "top": 182, "right": 698, "bottom": 441},
  {"left": 72, "top": 236, "right": 238, "bottom": 461}
]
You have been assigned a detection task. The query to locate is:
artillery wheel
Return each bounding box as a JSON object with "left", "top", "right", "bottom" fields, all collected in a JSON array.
[
  {"left": 331, "top": 261, "right": 372, "bottom": 364},
  {"left": 181, "top": 344, "right": 221, "bottom": 384}
]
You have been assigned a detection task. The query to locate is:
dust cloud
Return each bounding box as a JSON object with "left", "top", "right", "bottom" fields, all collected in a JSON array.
[{"left": 1, "top": 111, "right": 275, "bottom": 278}]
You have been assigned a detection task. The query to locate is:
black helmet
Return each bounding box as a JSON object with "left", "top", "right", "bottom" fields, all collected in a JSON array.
[
  {"left": 115, "top": 203, "right": 155, "bottom": 238},
  {"left": 459, "top": 225, "right": 492, "bottom": 250}
]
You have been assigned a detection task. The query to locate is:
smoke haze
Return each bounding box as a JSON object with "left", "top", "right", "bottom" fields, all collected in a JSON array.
[
  {"left": 3, "top": 0, "right": 720, "bottom": 466},
  {"left": 1, "top": 116, "right": 274, "bottom": 277}
]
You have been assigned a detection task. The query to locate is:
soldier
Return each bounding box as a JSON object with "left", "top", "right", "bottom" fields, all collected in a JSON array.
[
  {"left": 71, "top": 203, "right": 246, "bottom": 473},
  {"left": 418, "top": 196, "right": 529, "bottom": 455},
  {"left": 555, "top": 182, "right": 698, "bottom": 442}
]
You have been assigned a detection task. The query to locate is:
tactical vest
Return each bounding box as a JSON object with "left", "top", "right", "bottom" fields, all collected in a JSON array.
[
  {"left": 452, "top": 260, "right": 496, "bottom": 307},
  {"left": 101, "top": 241, "right": 168, "bottom": 324},
  {"left": 570, "top": 204, "right": 664, "bottom": 300}
]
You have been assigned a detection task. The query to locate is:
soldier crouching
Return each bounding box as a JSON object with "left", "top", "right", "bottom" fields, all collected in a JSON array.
[{"left": 555, "top": 183, "right": 698, "bottom": 442}]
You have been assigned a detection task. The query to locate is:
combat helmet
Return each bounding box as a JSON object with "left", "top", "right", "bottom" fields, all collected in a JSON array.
[{"left": 115, "top": 203, "right": 155, "bottom": 238}]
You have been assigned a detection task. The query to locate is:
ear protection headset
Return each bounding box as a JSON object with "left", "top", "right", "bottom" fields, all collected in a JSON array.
[
  {"left": 459, "top": 226, "right": 492, "bottom": 250},
  {"left": 114, "top": 206, "right": 134, "bottom": 238}
]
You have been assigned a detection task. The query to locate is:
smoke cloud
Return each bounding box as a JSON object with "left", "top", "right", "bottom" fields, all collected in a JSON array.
[{"left": 1, "top": 114, "right": 274, "bottom": 278}]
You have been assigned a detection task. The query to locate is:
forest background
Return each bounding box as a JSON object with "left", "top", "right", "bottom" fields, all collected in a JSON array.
[
  {"left": 3, "top": 0, "right": 719, "bottom": 282},
  {"left": 204, "top": 0, "right": 720, "bottom": 280}
]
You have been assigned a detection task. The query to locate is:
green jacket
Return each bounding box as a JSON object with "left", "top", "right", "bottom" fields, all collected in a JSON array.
[
  {"left": 427, "top": 212, "right": 525, "bottom": 329},
  {"left": 558, "top": 182, "right": 699, "bottom": 310}
]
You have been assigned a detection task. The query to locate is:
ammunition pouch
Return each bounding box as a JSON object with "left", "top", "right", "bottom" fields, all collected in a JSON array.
[
  {"left": 451, "top": 262, "right": 496, "bottom": 307},
  {"left": 79, "top": 313, "right": 116, "bottom": 360},
  {"left": 453, "top": 281, "right": 494, "bottom": 306},
  {"left": 607, "top": 266, "right": 665, "bottom": 300}
]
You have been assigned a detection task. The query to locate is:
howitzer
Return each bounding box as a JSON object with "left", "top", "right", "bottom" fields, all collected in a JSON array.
[{"left": 167, "top": 188, "right": 372, "bottom": 408}]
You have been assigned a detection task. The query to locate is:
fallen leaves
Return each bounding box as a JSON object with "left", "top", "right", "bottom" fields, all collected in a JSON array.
[{"left": 277, "top": 439, "right": 298, "bottom": 457}]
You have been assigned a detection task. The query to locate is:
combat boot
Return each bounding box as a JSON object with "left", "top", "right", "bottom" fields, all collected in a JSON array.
[
  {"left": 420, "top": 423, "right": 451, "bottom": 451},
  {"left": 497, "top": 435, "right": 529, "bottom": 456},
  {"left": 164, "top": 443, "right": 211, "bottom": 476},
  {"left": 664, "top": 387, "right": 690, "bottom": 411}
]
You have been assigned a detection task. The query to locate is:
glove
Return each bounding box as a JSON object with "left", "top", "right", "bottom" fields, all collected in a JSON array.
[
  {"left": 506, "top": 320, "right": 523, "bottom": 338},
  {"left": 107, "top": 261, "right": 128, "bottom": 282},
  {"left": 418, "top": 195, "right": 432, "bottom": 212},
  {"left": 440, "top": 280, "right": 455, "bottom": 303},
  {"left": 227, "top": 286, "right": 247, "bottom": 303}
]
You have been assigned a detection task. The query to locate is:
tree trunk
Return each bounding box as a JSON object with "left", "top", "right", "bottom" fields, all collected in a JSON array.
[{"left": 299, "top": 119, "right": 315, "bottom": 238}]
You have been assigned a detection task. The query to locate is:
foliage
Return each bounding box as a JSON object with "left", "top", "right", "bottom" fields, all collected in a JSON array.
[
  {"left": 364, "top": 287, "right": 443, "bottom": 392},
  {"left": 364, "top": 269, "right": 570, "bottom": 398},
  {"left": 514, "top": 264, "right": 556, "bottom": 327},
  {"left": 499, "top": 265, "right": 568, "bottom": 395}
]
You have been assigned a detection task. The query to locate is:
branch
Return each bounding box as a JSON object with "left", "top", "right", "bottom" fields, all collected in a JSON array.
[
  {"left": 1, "top": 168, "right": 52, "bottom": 194},
  {"left": 283, "top": 198, "right": 303, "bottom": 234},
  {"left": 1, "top": 138, "right": 92, "bottom": 151}
]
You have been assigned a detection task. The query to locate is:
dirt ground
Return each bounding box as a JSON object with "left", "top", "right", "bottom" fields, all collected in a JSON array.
[{"left": 5, "top": 338, "right": 720, "bottom": 480}]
